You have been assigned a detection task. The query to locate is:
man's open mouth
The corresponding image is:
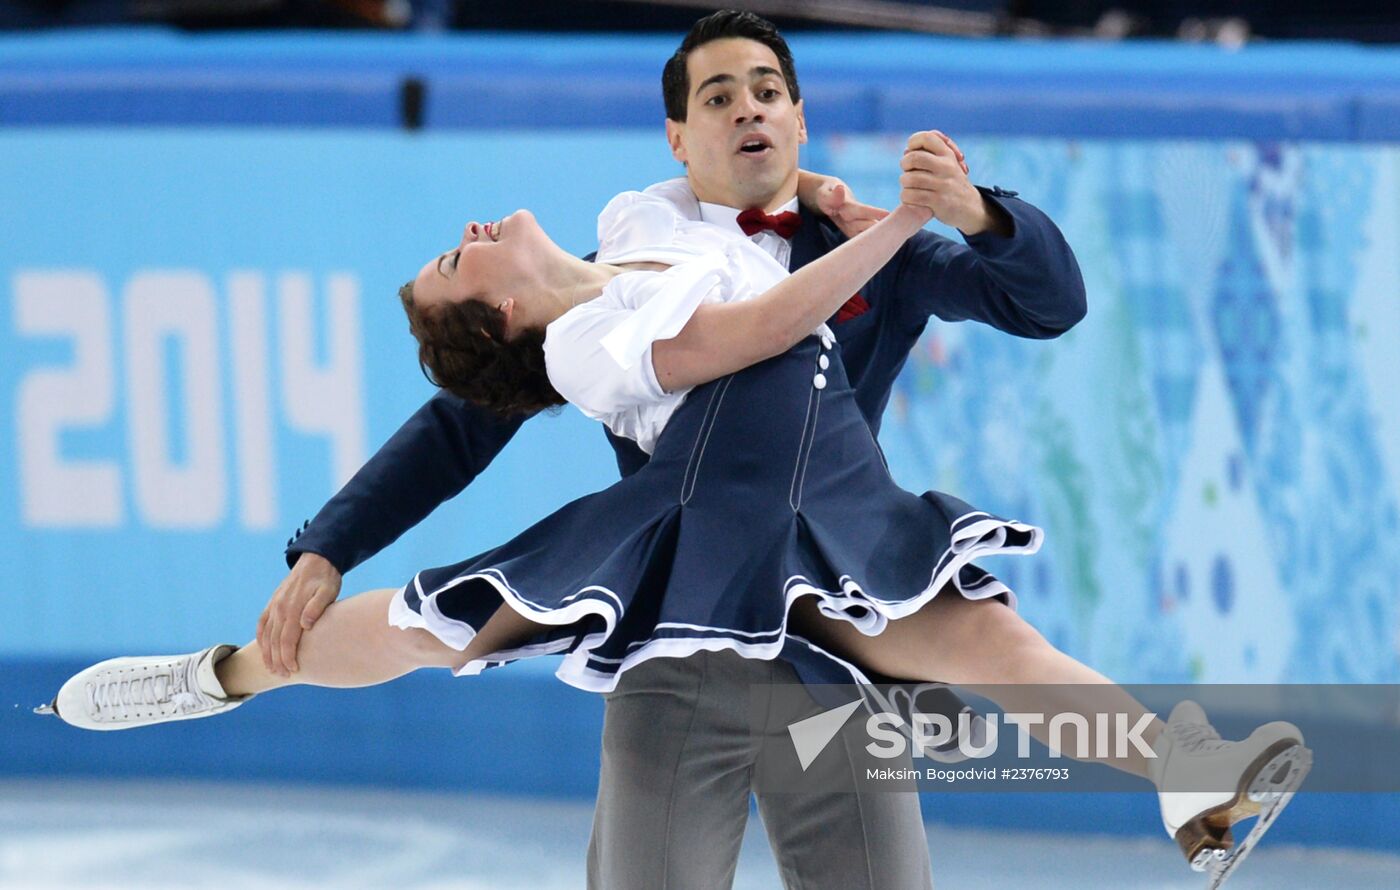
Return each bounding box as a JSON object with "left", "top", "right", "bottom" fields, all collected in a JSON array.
[{"left": 737, "top": 135, "right": 773, "bottom": 156}]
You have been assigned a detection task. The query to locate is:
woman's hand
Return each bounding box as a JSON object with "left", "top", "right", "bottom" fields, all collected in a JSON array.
[
  {"left": 814, "top": 179, "right": 891, "bottom": 238},
  {"left": 797, "top": 171, "right": 890, "bottom": 238}
]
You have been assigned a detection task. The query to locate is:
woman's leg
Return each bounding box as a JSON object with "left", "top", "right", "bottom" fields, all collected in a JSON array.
[
  {"left": 215, "top": 588, "right": 548, "bottom": 696},
  {"left": 790, "top": 592, "right": 1164, "bottom": 778}
]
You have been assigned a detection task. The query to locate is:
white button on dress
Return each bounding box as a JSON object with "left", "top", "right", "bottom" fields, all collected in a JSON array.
[
  {"left": 813, "top": 373, "right": 828, "bottom": 390},
  {"left": 818, "top": 355, "right": 829, "bottom": 370}
]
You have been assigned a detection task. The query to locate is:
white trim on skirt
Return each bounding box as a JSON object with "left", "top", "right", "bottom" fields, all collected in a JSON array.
[{"left": 387, "top": 510, "right": 1043, "bottom": 694}]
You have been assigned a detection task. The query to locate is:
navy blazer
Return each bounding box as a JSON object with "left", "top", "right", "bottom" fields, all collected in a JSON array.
[{"left": 287, "top": 187, "right": 1086, "bottom": 572}]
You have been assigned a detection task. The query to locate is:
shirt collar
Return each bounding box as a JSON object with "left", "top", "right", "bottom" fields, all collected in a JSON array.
[{"left": 698, "top": 196, "right": 801, "bottom": 238}]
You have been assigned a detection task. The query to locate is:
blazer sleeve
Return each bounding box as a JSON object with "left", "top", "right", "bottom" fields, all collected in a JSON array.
[
  {"left": 893, "top": 186, "right": 1087, "bottom": 339},
  {"left": 285, "top": 389, "right": 528, "bottom": 574}
]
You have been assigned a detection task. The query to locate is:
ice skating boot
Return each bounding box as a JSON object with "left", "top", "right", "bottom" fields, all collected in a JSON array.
[
  {"left": 1150, "top": 700, "right": 1312, "bottom": 888},
  {"left": 35, "top": 644, "right": 252, "bottom": 730}
]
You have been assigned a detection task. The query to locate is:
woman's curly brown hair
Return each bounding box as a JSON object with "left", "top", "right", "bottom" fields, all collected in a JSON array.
[{"left": 399, "top": 281, "right": 565, "bottom": 417}]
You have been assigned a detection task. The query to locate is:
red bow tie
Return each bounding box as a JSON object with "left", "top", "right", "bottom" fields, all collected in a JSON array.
[{"left": 736, "top": 207, "right": 802, "bottom": 239}]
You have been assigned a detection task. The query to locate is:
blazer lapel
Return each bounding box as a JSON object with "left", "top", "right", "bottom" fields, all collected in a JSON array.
[
  {"left": 789, "top": 205, "right": 835, "bottom": 272},
  {"left": 791, "top": 207, "right": 869, "bottom": 330}
]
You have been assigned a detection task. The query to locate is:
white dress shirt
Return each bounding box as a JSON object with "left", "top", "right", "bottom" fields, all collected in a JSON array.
[
  {"left": 697, "top": 197, "right": 798, "bottom": 269},
  {"left": 638, "top": 176, "right": 797, "bottom": 268}
]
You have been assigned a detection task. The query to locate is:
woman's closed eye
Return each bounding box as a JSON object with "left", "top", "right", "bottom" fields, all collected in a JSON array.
[{"left": 435, "top": 249, "right": 462, "bottom": 278}]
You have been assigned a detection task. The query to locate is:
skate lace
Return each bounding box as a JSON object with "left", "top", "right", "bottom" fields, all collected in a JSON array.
[
  {"left": 1170, "top": 721, "right": 1230, "bottom": 754},
  {"left": 85, "top": 657, "right": 212, "bottom": 720}
]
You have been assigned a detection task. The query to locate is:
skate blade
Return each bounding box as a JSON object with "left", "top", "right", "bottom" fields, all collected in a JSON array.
[
  {"left": 33, "top": 701, "right": 57, "bottom": 717},
  {"left": 1194, "top": 744, "right": 1313, "bottom": 889},
  {"left": 1178, "top": 739, "right": 1310, "bottom": 868}
]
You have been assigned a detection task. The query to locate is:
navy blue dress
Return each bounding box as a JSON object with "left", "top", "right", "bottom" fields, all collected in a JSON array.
[{"left": 389, "top": 326, "right": 1042, "bottom": 693}]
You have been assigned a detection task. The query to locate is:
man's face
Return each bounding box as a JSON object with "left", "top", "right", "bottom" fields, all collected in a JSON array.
[{"left": 666, "top": 37, "right": 807, "bottom": 211}]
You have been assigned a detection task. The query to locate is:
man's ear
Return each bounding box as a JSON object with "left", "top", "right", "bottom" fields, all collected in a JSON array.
[
  {"left": 665, "top": 118, "right": 688, "bottom": 164},
  {"left": 795, "top": 99, "right": 808, "bottom": 146}
]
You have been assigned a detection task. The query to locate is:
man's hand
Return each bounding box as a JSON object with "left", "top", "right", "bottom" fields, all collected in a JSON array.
[
  {"left": 900, "top": 131, "right": 1004, "bottom": 236},
  {"left": 258, "top": 551, "right": 342, "bottom": 677}
]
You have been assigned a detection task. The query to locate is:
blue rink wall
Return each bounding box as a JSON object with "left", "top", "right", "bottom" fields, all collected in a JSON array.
[{"left": 2, "top": 32, "right": 1400, "bottom": 849}]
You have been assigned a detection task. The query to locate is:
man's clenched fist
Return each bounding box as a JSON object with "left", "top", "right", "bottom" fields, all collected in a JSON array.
[{"left": 899, "top": 130, "right": 1006, "bottom": 237}]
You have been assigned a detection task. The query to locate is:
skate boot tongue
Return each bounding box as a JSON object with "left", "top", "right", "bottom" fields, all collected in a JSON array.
[
  {"left": 1149, "top": 700, "right": 1216, "bottom": 786},
  {"left": 1168, "top": 699, "right": 1212, "bottom": 731},
  {"left": 194, "top": 644, "right": 242, "bottom": 701}
]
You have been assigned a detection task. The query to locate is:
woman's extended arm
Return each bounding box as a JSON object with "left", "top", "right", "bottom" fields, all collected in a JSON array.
[{"left": 651, "top": 202, "right": 930, "bottom": 392}]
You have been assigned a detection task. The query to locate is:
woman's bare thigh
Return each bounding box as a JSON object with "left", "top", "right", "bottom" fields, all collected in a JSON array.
[
  {"left": 453, "top": 601, "right": 551, "bottom": 668},
  {"left": 789, "top": 590, "right": 1036, "bottom": 685}
]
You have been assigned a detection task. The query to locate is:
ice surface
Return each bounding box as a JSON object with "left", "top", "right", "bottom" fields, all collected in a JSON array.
[{"left": 1, "top": 780, "right": 1396, "bottom": 889}]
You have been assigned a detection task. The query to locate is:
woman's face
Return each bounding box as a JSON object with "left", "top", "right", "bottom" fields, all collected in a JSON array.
[{"left": 411, "top": 209, "right": 549, "bottom": 338}]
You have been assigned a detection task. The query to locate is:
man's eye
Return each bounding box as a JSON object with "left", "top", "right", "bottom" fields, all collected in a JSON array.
[
  {"left": 758, "top": 89, "right": 779, "bottom": 100},
  {"left": 706, "top": 94, "right": 728, "bottom": 106}
]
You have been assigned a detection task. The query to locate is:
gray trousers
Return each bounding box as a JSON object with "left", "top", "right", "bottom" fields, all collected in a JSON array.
[{"left": 586, "top": 650, "right": 935, "bottom": 890}]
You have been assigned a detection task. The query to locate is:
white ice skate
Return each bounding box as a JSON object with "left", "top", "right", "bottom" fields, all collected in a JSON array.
[
  {"left": 1150, "top": 700, "right": 1312, "bottom": 889},
  {"left": 35, "top": 644, "right": 253, "bottom": 730}
]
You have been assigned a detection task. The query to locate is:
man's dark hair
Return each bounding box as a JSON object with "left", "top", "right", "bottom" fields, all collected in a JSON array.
[
  {"left": 662, "top": 9, "right": 801, "bottom": 122},
  {"left": 398, "top": 281, "right": 563, "bottom": 418}
]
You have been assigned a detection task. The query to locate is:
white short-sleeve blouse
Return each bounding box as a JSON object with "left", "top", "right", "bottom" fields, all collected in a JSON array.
[{"left": 543, "top": 190, "right": 828, "bottom": 455}]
